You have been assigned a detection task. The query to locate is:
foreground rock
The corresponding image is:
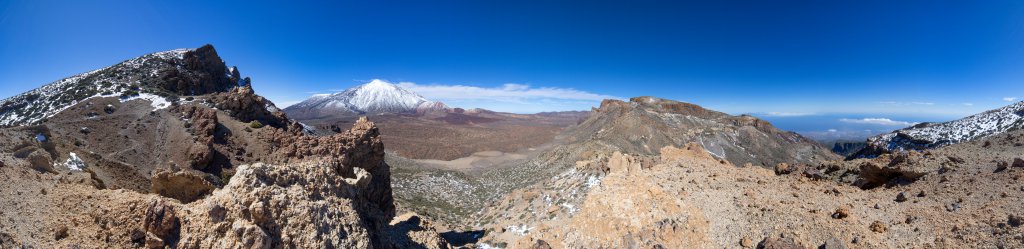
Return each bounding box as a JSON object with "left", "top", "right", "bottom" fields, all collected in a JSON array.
[
  {"left": 478, "top": 139, "right": 1024, "bottom": 248},
  {"left": 0, "top": 118, "right": 451, "bottom": 248}
]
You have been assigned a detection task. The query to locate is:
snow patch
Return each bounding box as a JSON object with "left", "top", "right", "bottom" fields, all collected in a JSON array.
[
  {"left": 506, "top": 224, "right": 534, "bottom": 236},
  {"left": 477, "top": 243, "right": 503, "bottom": 249},
  {"left": 560, "top": 203, "right": 578, "bottom": 214},
  {"left": 585, "top": 175, "right": 602, "bottom": 188},
  {"left": 120, "top": 93, "right": 172, "bottom": 111},
  {"left": 57, "top": 152, "right": 86, "bottom": 171}
]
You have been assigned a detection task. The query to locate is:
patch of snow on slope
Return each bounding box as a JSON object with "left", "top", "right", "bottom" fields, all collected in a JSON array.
[
  {"left": 476, "top": 243, "right": 503, "bottom": 249},
  {"left": 120, "top": 93, "right": 172, "bottom": 111},
  {"left": 506, "top": 224, "right": 534, "bottom": 236},
  {"left": 585, "top": 175, "right": 602, "bottom": 188},
  {"left": 57, "top": 152, "right": 86, "bottom": 171}
]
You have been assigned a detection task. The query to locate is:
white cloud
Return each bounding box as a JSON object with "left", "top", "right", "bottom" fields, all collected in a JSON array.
[
  {"left": 396, "top": 82, "right": 616, "bottom": 102},
  {"left": 827, "top": 129, "right": 838, "bottom": 132},
  {"left": 1004, "top": 97, "right": 1018, "bottom": 102},
  {"left": 387, "top": 81, "right": 619, "bottom": 113},
  {"left": 759, "top": 112, "right": 816, "bottom": 117},
  {"left": 962, "top": 103, "right": 973, "bottom": 106},
  {"left": 839, "top": 118, "right": 917, "bottom": 126}
]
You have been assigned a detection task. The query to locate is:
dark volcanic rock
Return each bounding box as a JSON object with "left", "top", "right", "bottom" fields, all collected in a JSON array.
[
  {"left": 143, "top": 199, "right": 180, "bottom": 247},
  {"left": 156, "top": 44, "right": 240, "bottom": 95},
  {"left": 831, "top": 141, "right": 866, "bottom": 156}
]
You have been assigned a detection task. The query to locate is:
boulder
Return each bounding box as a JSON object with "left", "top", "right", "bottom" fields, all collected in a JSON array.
[
  {"left": 854, "top": 161, "right": 928, "bottom": 189},
  {"left": 832, "top": 206, "right": 850, "bottom": 219},
  {"left": 26, "top": 149, "right": 54, "bottom": 173},
  {"left": 186, "top": 142, "right": 214, "bottom": 170},
  {"left": 870, "top": 221, "right": 887, "bottom": 233},
  {"left": 822, "top": 236, "right": 846, "bottom": 249},
  {"left": 143, "top": 199, "right": 179, "bottom": 248},
  {"left": 775, "top": 163, "right": 793, "bottom": 175},
  {"left": 758, "top": 234, "right": 806, "bottom": 249}
]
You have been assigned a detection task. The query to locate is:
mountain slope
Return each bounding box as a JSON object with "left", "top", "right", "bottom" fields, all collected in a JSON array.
[
  {"left": 854, "top": 101, "right": 1024, "bottom": 157},
  {"left": 474, "top": 98, "right": 1024, "bottom": 248},
  {"left": 0, "top": 44, "right": 249, "bottom": 127},
  {"left": 284, "top": 79, "right": 447, "bottom": 119},
  {"left": 565, "top": 96, "right": 838, "bottom": 167},
  {"left": 0, "top": 46, "right": 451, "bottom": 248}
]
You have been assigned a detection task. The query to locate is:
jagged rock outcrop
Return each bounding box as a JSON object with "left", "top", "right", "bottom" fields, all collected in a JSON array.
[
  {"left": 208, "top": 86, "right": 290, "bottom": 129},
  {"left": 157, "top": 44, "right": 242, "bottom": 96},
  {"left": 0, "top": 116, "right": 450, "bottom": 248},
  {"left": 173, "top": 118, "right": 439, "bottom": 248},
  {"left": 506, "top": 145, "right": 711, "bottom": 248}
]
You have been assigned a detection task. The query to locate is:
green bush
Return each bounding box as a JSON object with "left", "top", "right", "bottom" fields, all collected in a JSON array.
[
  {"left": 120, "top": 90, "right": 139, "bottom": 98},
  {"left": 220, "top": 170, "right": 235, "bottom": 185},
  {"left": 248, "top": 121, "right": 264, "bottom": 129}
]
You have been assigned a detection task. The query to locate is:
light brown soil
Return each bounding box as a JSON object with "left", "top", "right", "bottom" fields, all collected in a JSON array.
[
  {"left": 300, "top": 111, "right": 587, "bottom": 161},
  {"left": 478, "top": 134, "right": 1024, "bottom": 248}
]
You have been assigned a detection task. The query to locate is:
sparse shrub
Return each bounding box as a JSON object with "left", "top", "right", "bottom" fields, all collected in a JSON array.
[
  {"left": 120, "top": 90, "right": 139, "bottom": 98},
  {"left": 248, "top": 121, "right": 264, "bottom": 129},
  {"left": 220, "top": 170, "right": 235, "bottom": 184}
]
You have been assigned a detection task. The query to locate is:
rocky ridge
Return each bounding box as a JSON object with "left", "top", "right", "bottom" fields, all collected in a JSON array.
[
  {"left": 0, "top": 44, "right": 249, "bottom": 127},
  {"left": 568, "top": 96, "right": 838, "bottom": 167},
  {"left": 0, "top": 46, "right": 451, "bottom": 248},
  {"left": 854, "top": 100, "right": 1024, "bottom": 158}
]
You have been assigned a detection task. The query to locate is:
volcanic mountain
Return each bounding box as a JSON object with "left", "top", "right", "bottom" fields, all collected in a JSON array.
[
  {"left": 853, "top": 100, "right": 1024, "bottom": 158},
  {"left": 285, "top": 80, "right": 587, "bottom": 161},
  {"left": 283, "top": 79, "right": 448, "bottom": 120},
  {"left": 566, "top": 96, "right": 839, "bottom": 166}
]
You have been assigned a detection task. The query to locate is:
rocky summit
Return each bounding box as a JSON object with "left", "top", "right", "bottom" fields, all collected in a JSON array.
[{"left": 0, "top": 46, "right": 450, "bottom": 248}]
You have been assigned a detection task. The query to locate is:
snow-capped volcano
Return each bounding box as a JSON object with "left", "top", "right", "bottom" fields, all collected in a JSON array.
[
  {"left": 854, "top": 100, "right": 1024, "bottom": 157},
  {"left": 283, "top": 79, "right": 448, "bottom": 119}
]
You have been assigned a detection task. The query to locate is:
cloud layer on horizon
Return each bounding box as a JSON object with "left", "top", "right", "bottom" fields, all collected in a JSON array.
[
  {"left": 394, "top": 81, "right": 620, "bottom": 113},
  {"left": 757, "top": 112, "right": 817, "bottom": 117},
  {"left": 838, "top": 118, "right": 917, "bottom": 126}
]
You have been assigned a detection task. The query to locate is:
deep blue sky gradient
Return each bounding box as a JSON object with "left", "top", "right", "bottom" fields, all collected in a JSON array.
[{"left": 2, "top": 0, "right": 1023, "bottom": 139}]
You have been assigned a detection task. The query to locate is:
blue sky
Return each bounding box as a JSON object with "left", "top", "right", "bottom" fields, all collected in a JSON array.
[{"left": 2, "top": 0, "right": 1023, "bottom": 139}]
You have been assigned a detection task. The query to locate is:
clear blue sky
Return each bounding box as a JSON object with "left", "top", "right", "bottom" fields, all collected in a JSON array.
[{"left": 2, "top": 0, "right": 1023, "bottom": 138}]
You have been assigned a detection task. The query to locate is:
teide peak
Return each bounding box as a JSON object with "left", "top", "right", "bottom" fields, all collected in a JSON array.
[{"left": 283, "top": 79, "right": 448, "bottom": 119}]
